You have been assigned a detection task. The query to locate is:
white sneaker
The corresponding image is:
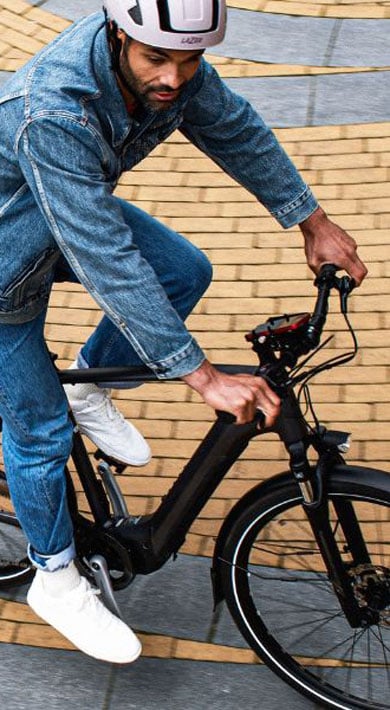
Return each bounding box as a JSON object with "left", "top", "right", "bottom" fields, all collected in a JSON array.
[
  {"left": 64, "top": 376, "right": 151, "bottom": 466},
  {"left": 27, "top": 565, "right": 142, "bottom": 664}
]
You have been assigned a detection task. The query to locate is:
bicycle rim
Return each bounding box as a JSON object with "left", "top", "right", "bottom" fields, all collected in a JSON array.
[
  {"left": 0, "top": 470, "right": 33, "bottom": 587},
  {"left": 221, "top": 476, "right": 390, "bottom": 709}
]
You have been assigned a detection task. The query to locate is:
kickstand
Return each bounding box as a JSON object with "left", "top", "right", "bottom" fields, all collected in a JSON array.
[{"left": 89, "top": 554, "right": 124, "bottom": 620}]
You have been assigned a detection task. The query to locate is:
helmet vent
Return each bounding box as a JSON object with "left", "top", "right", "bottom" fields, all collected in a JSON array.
[
  {"left": 127, "top": 1, "right": 143, "bottom": 27},
  {"left": 158, "top": 0, "right": 218, "bottom": 33}
]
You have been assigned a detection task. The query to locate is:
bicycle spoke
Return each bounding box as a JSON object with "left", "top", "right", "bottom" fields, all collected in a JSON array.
[{"left": 222, "top": 483, "right": 390, "bottom": 708}]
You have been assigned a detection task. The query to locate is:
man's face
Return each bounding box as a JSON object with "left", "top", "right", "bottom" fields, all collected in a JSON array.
[{"left": 117, "top": 33, "right": 204, "bottom": 111}]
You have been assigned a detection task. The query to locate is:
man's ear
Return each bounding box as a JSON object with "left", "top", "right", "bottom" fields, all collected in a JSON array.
[{"left": 116, "top": 27, "right": 126, "bottom": 45}]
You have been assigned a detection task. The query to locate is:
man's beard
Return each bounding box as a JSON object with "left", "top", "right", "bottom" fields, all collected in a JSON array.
[{"left": 119, "top": 53, "right": 183, "bottom": 112}]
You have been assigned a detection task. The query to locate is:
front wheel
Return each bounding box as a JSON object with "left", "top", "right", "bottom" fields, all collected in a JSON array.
[{"left": 219, "top": 466, "right": 390, "bottom": 710}]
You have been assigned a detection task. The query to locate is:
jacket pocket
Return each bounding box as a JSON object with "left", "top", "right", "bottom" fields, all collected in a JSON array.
[{"left": 0, "top": 248, "right": 59, "bottom": 323}]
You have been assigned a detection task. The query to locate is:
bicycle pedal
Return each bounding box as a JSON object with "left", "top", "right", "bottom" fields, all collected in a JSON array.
[
  {"left": 93, "top": 449, "right": 128, "bottom": 473},
  {"left": 88, "top": 554, "right": 124, "bottom": 620}
]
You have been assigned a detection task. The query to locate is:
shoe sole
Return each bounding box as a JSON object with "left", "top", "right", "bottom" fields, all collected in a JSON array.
[{"left": 77, "top": 426, "right": 151, "bottom": 467}]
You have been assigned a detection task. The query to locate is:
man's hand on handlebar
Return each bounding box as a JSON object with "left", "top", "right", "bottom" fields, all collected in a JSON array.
[
  {"left": 182, "top": 359, "right": 280, "bottom": 427},
  {"left": 299, "top": 207, "right": 368, "bottom": 286}
]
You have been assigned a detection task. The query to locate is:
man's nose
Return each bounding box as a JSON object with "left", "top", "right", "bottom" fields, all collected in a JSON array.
[{"left": 160, "top": 65, "right": 183, "bottom": 90}]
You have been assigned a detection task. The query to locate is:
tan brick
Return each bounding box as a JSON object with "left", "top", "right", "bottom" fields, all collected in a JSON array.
[
  {"left": 138, "top": 633, "right": 176, "bottom": 659},
  {"left": 275, "top": 125, "right": 343, "bottom": 143},
  {"left": 212, "top": 264, "right": 240, "bottom": 280},
  {"left": 175, "top": 158, "right": 222, "bottom": 172},
  {"left": 0, "top": 8, "right": 38, "bottom": 34},
  {"left": 374, "top": 403, "right": 390, "bottom": 420},
  {"left": 137, "top": 185, "right": 201, "bottom": 202},
  {"left": 0, "top": 57, "right": 24, "bottom": 70},
  {"left": 355, "top": 245, "right": 388, "bottom": 264},
  {"left": 0, "top": 37, "right": 9, "bottom": 52},
  {"left": 45, "top": 323, "right": 94, "bottom": 343},
  {"left": 317, "top": 366, "right": 388, "bottom": 385},
  {"left": 240, "top": 263, "right": 307, "bottom": 280},
  {"left": 203, "top": 186, "right": 254, "bottom": 202},
  {"left": 194, "top": 234, "right": 254, "bottom": 248},
  {"left": 167, "top": 216, "right": 235, "bottom": 232},
  {"left": 34, "top": 27, "right": 61, "bottom": 45},
  {"left": 295, "top": 139, "right": 364, "bottom": 156},
  {"left": 379, "top": 153, "right": 390, "bottom": 167},
  {"left": 174, "top": 638, "right": 257, "bottom": 664},
  {"left": 24, "top": 7, "right": 70, "bottom": 32},
  {"left": 308, "top": 154, "right": 378, "bottom": 171},
  {"left": 318, "top": 198, "right": 359, "bottom": 214},
  {"left": 186, "top": 172, "right": 238, "bottom": 187},
  {"left": 266, "top": 1, "right": 321, "bottom": 16},
  {"left": 341, "top": 183, "right": 390, "bottom": 199},
  {"left": 325, "top": 5, "right": 386, "bottom": 19},
  {"left": 360, "top": 349, "right": 390, "bottom": 366},
  {"left": 121, "top": 172, "right": 183, "bottom": 187},
  {"left": 2, "top": 26, "right": 44, "bottom": 53},
  {"left": 344, "top": 385, "right": 390, "bottom": 403},
  {"left": 351, "top": 295, "right": 389, "bottom": 313},
  {"left": 379, "top": 214, "right": 390, "bottom": 228},
  {"left": 153, "top": 142, "right": 203, "bottom": 158},
  {"left": 368, "top": 138, "right": 390, "bottom": 152},
  {"left": 322, "top": 168, "right": 387, "bottom": 185},
  {"left": 0, "top": 0, "right": 31, "bottom": 14},
  {"left": 363, "top": 442, "right": 390, "bottom": 459},
  {"left": 359, "top": 197, "right": 390, "bottom": 214}
]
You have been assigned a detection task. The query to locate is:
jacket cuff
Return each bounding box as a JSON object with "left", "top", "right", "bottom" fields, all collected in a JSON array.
[
  {"left": 272, "top": 187, "right": 319, "bottom": 229},
  {"left": 146, "top": 337, "right": 206, "bottom": 380}
]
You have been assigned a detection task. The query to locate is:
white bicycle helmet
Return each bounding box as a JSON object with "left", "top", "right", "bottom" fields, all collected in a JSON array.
[{"left": 104, "top": 0, "right": 226, "bottom": 49}]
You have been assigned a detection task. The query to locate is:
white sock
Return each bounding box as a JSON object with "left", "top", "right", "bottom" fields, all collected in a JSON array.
[{"left": 38, "top": 560, "right": 81, "bottom": 597}]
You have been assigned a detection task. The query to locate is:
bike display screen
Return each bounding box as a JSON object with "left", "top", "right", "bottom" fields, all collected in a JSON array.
[{"left": 247, "top": 313, "right": 311, "bottom": 340}]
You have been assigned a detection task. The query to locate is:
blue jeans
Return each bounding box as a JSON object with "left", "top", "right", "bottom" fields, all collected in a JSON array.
[{"left": 0, "top": 199, "right": 212, "bottom": 569}]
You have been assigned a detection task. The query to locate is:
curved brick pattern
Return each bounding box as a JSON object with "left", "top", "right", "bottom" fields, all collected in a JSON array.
[
  {"left": 0, "top": 0, "right": 389, "bottom": 685},
  {"left": 46, "top": 120, "right": 390, "bottom": 561}
]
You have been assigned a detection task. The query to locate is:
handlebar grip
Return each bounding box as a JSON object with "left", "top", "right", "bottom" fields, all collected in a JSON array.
[{"left": 315, "top": 263, "right": 338, "bottom": 286}]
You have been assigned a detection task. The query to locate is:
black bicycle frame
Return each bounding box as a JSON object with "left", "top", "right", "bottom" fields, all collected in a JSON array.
[
  {"left": 64, "top": 364, "right": 306, "bottom": 573},
  {"left": 62, "top": 364, "right": 372, "bottom": 624}
]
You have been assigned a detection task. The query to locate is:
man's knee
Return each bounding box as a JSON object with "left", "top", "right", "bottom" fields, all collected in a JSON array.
[
  {"left": 198, "top": 250, "right": 213, "bottom": 293},
  {"left": 185, "top": 248, "right": 213, "bottom": 298}
]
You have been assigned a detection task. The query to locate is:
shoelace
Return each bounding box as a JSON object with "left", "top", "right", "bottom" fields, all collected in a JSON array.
[
  {"left": 79, "top": 389, "right": 127, "bottom": 425},
  {"left": 101, "top": 391, "right": 127, "bottom": 424},
  {"left": 72, "top": 578, "right": 104, "bottom": 611}
]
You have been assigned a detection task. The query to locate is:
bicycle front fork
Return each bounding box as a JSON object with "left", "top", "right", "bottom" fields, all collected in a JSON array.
[{"left": 288, "top": 442, "right": 373, "bottom": 627}]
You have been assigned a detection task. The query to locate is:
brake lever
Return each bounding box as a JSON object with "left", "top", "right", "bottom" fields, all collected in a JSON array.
[{"left": 335, "top": 275, "right": 356, "bottom": 314}]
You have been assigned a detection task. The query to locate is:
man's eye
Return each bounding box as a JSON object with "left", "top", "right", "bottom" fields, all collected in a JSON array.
[{"left": 148, "top": 56, "right": 163, "bottom": 64}]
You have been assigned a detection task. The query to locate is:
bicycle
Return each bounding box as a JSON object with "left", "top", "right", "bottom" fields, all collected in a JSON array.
[{"left": 0, "top": 264, "right": 389, "bottom": 710}]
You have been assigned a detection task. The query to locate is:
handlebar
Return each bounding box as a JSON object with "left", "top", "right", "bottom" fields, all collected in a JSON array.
[
  {"left": 305, "top": 264, "right": 355, "bottom": 348},
  {"left": 246, "top": 264, "right": 357, "bottom": 381}
]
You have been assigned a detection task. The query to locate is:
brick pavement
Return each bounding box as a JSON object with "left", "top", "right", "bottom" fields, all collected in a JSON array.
[{"left": 0, "top": 2, "right": 389, "bottom": 708}]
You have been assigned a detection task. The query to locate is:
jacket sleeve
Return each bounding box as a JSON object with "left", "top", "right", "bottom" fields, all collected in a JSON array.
[
  {"left": 17, "top": 115, "right": 205, "bottom": 378},
  {"left": 181, "top": 61, "right": 318, "bottom": 228}
]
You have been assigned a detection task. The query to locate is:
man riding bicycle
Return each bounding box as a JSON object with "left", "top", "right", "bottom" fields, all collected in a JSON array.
[{"left": 0, "top": 0, "right": 366, "bottom": 663}]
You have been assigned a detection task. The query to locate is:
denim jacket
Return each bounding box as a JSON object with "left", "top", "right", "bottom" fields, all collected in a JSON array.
[{"left": 0, "top": 12, "right": 318, "bottom": 378}]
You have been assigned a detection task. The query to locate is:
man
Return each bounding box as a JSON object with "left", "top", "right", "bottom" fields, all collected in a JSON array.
[{"left": 0, "top": 0, "right": 366, "bottom": 663}]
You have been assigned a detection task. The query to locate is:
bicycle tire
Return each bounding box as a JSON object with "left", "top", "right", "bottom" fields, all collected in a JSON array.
[
  {"left": 219, "top": 465, "right": 390, "bottom": 710},
  {"left": 0, "top": 469, "right": 34, "bottom": 587}
]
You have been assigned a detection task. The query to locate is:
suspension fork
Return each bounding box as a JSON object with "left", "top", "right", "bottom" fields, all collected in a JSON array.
[
  {"left": 302, "top": 499, "right": 365, "bottom": 627},
  {"left": 332, "top": 498, "right": 372, "bottom": 566},
  {"left": 275, "top": 389, "right": 364, "bottom": 626},
  {"left": 288, "top": 443, "right": 365, "bottom": 626}
]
